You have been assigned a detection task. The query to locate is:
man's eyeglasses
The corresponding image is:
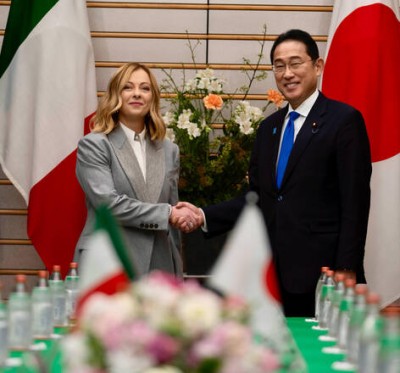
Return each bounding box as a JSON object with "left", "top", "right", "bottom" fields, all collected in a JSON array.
[{"left": 272, "top": 59, "right": 314, "bottom": 74}]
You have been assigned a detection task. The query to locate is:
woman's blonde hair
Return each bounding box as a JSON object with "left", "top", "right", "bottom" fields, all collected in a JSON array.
[{"left": 90, "top": 63, "right": 166, "bottom": 140}]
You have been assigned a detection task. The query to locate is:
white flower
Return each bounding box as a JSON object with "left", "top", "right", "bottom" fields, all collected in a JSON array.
[
  {"left": 209, "top": 79, "right": 223, "bottom": 93},
  {"left": 177, "top": 109, "right": 193, "bottom": 129},
  {"left": 79, "top": 292, "right": 138, "bottom": 341},
  {"left": 108, "top": 348, "right": 154, "bottom": 373},
  {"left": 235, "top": 112, "right": 254, "bottom": 135},
  {"left": 197, "top": 77, "right": 208, "bottom": 90},
  {"left": 186, "top": 122, "right": 201, "bottom": 138},
  {"left": 184, "top": 69, "right": 224, "bottom": 93},
  {"left": 61, "top": 332, "right": 89, "bottom": 371},
  {"left": 198, "top": 68, "right": 215, "bottom": 79},
  {"left": 175, "top": 291, "right": 221, "bottom": 337},
  {"left": 233, "top": 101, "right": 264, "bottom": 135},
  {"left": 249, "top": 105, "right": 263, "bottom": 121},
  {"left": 162, "top": 111, "right": 175, "bottom": 126},
  {"left": 184, "top": 78, "right": 197, "bottom": 91}
]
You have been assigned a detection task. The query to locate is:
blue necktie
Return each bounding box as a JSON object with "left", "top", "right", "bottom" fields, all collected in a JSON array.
[{"left": 276, "top": 111, "right": 300, "bottom": 188}]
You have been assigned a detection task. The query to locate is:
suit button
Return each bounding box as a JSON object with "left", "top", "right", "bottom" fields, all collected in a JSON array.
[
  {"left": 277, "top": 195, "right": 283, "bottom": 202},
  {"left": 149, "top": 224, "right": 154, "bottom": 228}
]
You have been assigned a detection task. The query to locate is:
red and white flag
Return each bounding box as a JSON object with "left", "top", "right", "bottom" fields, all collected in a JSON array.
[
  {"left": 0, "top": 0, "right": 97, "bottom": 276},
  {"left": 322, "top": 0, "right": 400, "bottom": 307},
  {"left": 208, "top": 193, "right": 287, "bottom": 349}
]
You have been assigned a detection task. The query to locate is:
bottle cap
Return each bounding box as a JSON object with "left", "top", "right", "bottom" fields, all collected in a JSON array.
[
  {"left": 326, "top": 270, "right": 335, "bottom": 277},
  {"left": 355, "top": 284, "right": 368, "bottom": 295},
  {"left": 70, "top": 262, "right": 78, "bottom": 269},
  {"left": 16, "top": 274, "right": 26, "bottom": 283},
  {"left": 38, "top": 270, "right": 48, "bottom": 278},
  {"left": 366, "top": 292, "right": 380, "bottom": 304},
  {"left": 345, "top": 278, "right": 356, "bottom": 288},
  {"left": 53, "top": 265, "right": 61, "bottom": 272},
  {"left": 321, "top": 266, "right": 329, "bottom": 272},
  {"left": 334, "top": 272, "right": 345, "bottom": 282}
]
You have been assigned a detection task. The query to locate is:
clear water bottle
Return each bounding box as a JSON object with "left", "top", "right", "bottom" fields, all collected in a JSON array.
[
  {"left": 49, "top": 265, "right": 67, "bottom": 327},
  {"left": 315, "top": 266, "right": 329, "bottom": 321},
  {"left": 346, "top": 284, "right": 368, "bottom": 365},
  {"left": 318, "top": 269, "right": 335, "bottom": 329},
  {"left": 65, "top": 262, "right": 79, "bottom": 323},
  {"left": 378, "top": 309, "right": 400, "bottom": 373},
  {"left": 0, "top": 284, "right": 8, "bottom": 366},
  {"left": 337, "top": 277, "right": 356, "bottom": 351},
  {"left": 8, "top": 274, "right": 32, "bottom": 350},
  {"left": 32, "top": 271, "right": 53, "bottom": 339},
  {"left": 358, "top": 292, "right": 383, "bottom": 373},
  {"left": 327, "top": 272, "right": 345, "bottom": 338}
]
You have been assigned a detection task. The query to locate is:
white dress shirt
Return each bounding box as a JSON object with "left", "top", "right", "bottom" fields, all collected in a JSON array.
[
  {"left": 277, "top": 89, "right": 320, "bottom": 164},
  {"left": 120, "top": 122, "right": 147, "bottom": 181}
]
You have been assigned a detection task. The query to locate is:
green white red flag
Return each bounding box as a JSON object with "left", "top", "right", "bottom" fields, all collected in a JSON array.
[
  {"left": 0, "top": 0, "right": 97, "bottom": 276},
  {"left": 77, "top": 205, "right": 137, "bottom": 314},
  {"left": 322, "top": 0, "right": 400, "bottom": 307}
]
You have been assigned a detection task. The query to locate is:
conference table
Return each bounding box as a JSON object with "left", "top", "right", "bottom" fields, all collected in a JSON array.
[{"left": 1, "top": 318, "right": 354, "bottom": 373}]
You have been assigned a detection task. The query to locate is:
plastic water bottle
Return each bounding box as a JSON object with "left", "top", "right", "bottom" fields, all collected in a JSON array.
[
  {"left": 318, "top": 269, "right": 335, "bottom": 329},
  {"left": 65, "top": 262, "right": 79, "bottom": 323},
  {"left": 377, "top": 309, "right": 400, "bottom": 373},
  {"left": 315, "top": 266, "right": 329, "bottom": 321},
  {"left": 0, "top": 284, "right": 8, "bottom": 366},
  {"left": 32, "top": 271, "right": 53, "bottom": 339},
  {"left": 49, "top": 265, "right": 67, "bottom": 327},
  {"left": 346, "top": 284, "right": 368, "bottom": 365},
  {"left": 337, "top": 277, "right": 356, "bottom": 351},
  {"left": 8, "top": 274, "right": 32, "bottom": 350},
  {"left": 327, "top": 272, "right": 345, "bottom": 338},
  {"left": 358, "top": 292, "right": 383, "bottom": 373}
]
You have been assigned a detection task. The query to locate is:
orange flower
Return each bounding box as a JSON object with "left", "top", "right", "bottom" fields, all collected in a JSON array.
[
  {"left": 203, "top": 94, "right": 223, "bottom": 110},
  {"left": 266, "top": 89, "right": 285, "bottom": 108}
]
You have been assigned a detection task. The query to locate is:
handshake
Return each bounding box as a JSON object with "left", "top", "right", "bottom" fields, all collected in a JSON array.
[{"left": 169, "top": 202, "right": 205, "bottom": 233}]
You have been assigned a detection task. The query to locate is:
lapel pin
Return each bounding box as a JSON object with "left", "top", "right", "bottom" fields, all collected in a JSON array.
[
  {"left": 273, "top": 127, "right": 277, "bottom": 135},
  {"left": 312, "top": 122, "right": 319, "bottom": 134}
]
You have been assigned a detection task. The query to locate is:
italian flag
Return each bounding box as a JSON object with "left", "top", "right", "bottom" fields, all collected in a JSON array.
[
  {"left": 0, "top": 0, "right": 97, "bottom": 276},
  {"left": 208, "top": 193, "right": 288, "bottom": 351},
  {"left": 322, "top": 0, "right": 400, "bottom": 307},
  {"left": 77, "top": 205, "right": 137, "bottom": 315}
]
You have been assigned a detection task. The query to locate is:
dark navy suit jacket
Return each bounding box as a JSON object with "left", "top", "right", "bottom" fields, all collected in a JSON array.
[{"left": 204, "top": 92, "right": 372, "bottom": 294}]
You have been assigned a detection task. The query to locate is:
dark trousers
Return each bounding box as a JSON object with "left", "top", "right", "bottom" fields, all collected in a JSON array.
[{"left": 280, "top": 288, "right": 315, "bottom": 317}]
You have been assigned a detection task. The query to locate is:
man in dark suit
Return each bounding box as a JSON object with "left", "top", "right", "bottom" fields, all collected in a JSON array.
[{"left": 178, "top": 29, "right": 372, "bottom": 317}]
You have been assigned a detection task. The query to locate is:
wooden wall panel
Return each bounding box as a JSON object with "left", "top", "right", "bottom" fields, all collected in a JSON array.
[{"left": 87, "top": 8, "right": 208, "bottom": 33}]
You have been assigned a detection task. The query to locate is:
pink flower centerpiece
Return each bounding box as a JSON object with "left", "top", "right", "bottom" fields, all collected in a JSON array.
[{"left": 62, "top": 271, "right": 280, "bottom": 373}]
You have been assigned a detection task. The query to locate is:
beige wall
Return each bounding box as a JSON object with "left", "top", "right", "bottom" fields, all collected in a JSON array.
[{"left": 0, "top": 0, "right": 334, "bottom": 295}]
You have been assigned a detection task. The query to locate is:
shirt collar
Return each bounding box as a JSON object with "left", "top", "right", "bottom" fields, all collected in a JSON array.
[
  {"left": 287, "top": 89, "right": 319, "bottom": 119},
  {"left": 120, "top": 122, "right": 146, "bottom": 143}
]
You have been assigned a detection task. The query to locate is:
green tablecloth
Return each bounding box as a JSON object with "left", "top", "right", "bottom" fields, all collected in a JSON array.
[
  {"left": 286, "top": 318, "right": 352, "bottom": 373},
  {"left": 1, "top": 319, "right": 354, "bottom": 373}
]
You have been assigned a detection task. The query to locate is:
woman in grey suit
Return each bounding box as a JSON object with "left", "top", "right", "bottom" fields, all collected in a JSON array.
[{"left": 75, "top": 63, "right": 200, "bottom": 277}]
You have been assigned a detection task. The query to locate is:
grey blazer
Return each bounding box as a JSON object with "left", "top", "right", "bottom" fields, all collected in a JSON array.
[{"left": 75, "top": 124, "right": 182, "bottom": 277}]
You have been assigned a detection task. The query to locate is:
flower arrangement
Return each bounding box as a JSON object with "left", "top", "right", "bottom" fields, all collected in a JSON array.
[
  {"left": 161, "top": 30, "right": 285, "bottom": 206},
  {"left": 62, "top": 271, "right": 280, "bottom": 373}
]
